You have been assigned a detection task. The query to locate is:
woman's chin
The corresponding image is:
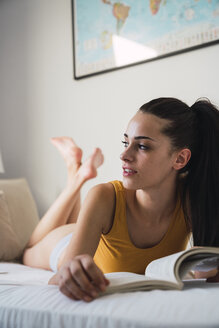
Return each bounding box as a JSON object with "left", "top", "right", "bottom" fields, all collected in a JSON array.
[{"left": 122, "top": 178, "right": 137, "bottom": 190}]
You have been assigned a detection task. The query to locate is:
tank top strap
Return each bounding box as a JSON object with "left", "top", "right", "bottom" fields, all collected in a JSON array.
[{"left": 108, "top": 180, "right": 128, "bottom": 237}]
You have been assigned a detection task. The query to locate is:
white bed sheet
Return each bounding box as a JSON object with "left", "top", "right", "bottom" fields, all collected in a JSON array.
[{"left": 0, "top": 262, "right": 219, "bottom": 328}]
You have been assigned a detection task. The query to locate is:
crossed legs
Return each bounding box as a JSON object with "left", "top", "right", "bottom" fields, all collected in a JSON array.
[{"left": 23, "top": 137, "right": 104, "bottom": 271}]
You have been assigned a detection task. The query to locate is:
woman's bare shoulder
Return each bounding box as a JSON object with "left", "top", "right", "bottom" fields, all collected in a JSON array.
[
  {"left": 87, "top": 182, "right": 115, "bottom": 207},
  {"left": 85, "top": 183, "right": 116, "bottom": 232}
]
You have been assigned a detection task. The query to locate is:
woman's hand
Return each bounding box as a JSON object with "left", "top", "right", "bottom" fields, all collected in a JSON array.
[
  {"left": 49, "top": 254, "right": 109, "bottom": 302},
  {"left": 194, "top": 268, "right": 219, "bottom": 282}
]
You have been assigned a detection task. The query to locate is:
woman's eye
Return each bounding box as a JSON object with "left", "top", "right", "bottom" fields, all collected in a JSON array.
[
  {"left": 122, "top": 141, "right": 128, "bottom": 148},
  {"left": 138, "top": 144, "right": 149, "bottom": 150}
]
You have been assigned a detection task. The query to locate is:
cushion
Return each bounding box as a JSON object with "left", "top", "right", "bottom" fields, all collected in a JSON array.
[
  {"left": 0, "top": 179, "right": 39, "bottom": 261},
  {"left": 0, "top": 191, "right": 21, "bottom": 260}
]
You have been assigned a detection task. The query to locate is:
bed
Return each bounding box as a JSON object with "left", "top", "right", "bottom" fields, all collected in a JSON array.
[
  {"left": 1, "top": 262, "right": 219, "bottom": 328},
  {"left": 0, "top": 179, "right": 219, "bottom": 328}
]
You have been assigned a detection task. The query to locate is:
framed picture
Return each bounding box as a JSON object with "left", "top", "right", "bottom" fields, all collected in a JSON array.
[{"left": 72, "top": 0, "right": 219, "bottom": 80}]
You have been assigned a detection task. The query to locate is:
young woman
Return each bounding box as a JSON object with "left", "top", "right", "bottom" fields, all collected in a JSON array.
[{"left": 23, "top": 97, "right": 219, "bottom": 302}]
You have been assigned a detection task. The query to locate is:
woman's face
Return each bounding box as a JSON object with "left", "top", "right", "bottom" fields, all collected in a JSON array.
[{"left": 120, "top": 111, "right": 179, "bottom": 191}]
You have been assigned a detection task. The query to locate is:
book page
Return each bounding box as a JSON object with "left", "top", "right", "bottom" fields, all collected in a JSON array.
[
  {"left": 191, "top": 256, "right": 219, "bottom": 272},
  {"left": 145, "top": 251, "right": 184, "bottom": 284},
  {"left": 103, "top": 271, "right": 178, "bottom": 294},
  {"left": 105, "top": 272, "right": 153, "bottom": 288}
]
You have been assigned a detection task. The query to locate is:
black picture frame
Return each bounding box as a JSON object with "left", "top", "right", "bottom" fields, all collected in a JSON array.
[{"left": 72, "top": 0, "right": 219, "bottom": 80}]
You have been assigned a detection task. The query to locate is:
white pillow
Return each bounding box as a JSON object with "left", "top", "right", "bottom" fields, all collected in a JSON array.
[
  {"left": 0, "top": 179, "right": 39, "bottom": 261},
  {"left": 0, "top": 191, "right": 21, "bottom": 260}
]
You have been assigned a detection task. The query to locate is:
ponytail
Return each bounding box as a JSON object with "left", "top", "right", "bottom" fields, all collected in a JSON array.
[
  {"left": 139, "top": 97, "right": 219, "bottom": 246},
  {"left": 186, "top": 99, "right": 219, "bottom": 246}
]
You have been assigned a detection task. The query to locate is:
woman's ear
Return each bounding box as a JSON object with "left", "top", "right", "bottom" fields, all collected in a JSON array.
[{"left": 173, "top": 148, "right": 191, "bottom": 171}]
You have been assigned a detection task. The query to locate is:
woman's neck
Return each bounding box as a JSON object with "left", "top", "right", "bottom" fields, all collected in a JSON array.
[{"left": 130, "top": 181, "right": 178, "bottom": 223}]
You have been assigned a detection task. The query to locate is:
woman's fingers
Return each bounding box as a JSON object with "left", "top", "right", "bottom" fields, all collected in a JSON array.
[
  {"left": 77, "top": 254, "right": 109, "bottom": 292},
  {"left": 59, "top": 264, "right": 93, "bottom": 301},
  {"left": 68, "top": 258, "right": 100, "bottom": 297},
  {"left": 57, "top": 255, "right": 109, "bottom": 301}
]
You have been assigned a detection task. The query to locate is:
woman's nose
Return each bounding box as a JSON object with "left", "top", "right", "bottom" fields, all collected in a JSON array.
[{"left": 120, "top": 147, "right": 134, "bottom": 162}]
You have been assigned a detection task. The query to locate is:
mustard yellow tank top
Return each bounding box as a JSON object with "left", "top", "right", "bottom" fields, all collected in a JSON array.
[{"left": 94, "top": 180, "right": 190, "bottom": 274}]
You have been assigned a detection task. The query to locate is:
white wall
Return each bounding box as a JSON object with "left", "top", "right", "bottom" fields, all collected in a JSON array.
[{"left": 0, "top": 0, "right": 219, "bottom": 216}]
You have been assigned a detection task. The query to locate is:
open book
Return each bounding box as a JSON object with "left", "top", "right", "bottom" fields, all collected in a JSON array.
[{"left": 103, "top": 247, "right": 219, "bottom": 295}]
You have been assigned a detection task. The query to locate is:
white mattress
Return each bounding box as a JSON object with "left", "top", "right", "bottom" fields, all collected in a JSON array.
[{"left": 0, "top": 262, "right": 219, "bottom": 328}]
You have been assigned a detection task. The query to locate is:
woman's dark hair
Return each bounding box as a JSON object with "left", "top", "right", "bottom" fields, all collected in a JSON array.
[{"left": 139, "top": 97, "right": 219, "bottom": 247}]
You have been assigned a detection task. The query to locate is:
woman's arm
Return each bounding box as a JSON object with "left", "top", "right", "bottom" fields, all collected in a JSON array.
[{"left": 49, "top": 182, "right": 115, "bottom": 302}]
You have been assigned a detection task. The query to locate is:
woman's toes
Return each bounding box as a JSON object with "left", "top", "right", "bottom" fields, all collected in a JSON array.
[
  {"left": 77, "top": 148, "right": 104, "bottom": 182},
  {"left": 50, "top": 137, "right": 83, "bottom": 168}
]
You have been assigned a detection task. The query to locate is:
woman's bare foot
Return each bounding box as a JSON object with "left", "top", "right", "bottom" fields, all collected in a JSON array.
[
  {"left": 51, "top": 137, "right": 104, "bottom": 187},
  {"left": 76, "top": 148, "right": 104, "bottom": 183},
  {"left": 50, "top": 137, "right": 83, "bottom": 174}
]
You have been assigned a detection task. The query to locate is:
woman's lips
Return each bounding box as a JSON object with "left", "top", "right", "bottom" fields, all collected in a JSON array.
[{"left": 122, "top": 167, "right": 137, "bottom": 176}]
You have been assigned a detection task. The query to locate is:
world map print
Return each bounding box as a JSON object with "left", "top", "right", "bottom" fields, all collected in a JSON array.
[{"left": 73, "top": 0, "right": 219, "bottom": 78}]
